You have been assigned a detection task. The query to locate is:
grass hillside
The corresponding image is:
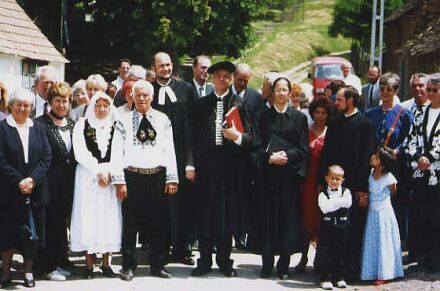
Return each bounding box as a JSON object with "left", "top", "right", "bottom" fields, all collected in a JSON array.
[{"left": 238, "top": 0, "right": 351, "bottom": 88}]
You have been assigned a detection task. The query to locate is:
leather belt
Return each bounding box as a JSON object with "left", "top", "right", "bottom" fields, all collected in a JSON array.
[{"left": 126, "top": 166, "right": 164, "bottom": 175}]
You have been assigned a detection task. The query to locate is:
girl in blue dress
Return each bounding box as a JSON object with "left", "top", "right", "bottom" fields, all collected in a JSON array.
[{"left": 361, "top": 147, "right": 403, "bottom": 285}]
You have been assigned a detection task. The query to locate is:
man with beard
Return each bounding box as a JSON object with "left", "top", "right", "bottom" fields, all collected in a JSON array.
[
  {"left": 360, "top": 66, "right": 381, "bottom": 113},
  {"left": 318, "top": 85, "right": 375, "bottom": 283},
  {"left": 191, "top": 61, "right": 253, "bottom": 277},
  {"left": 151, "top": 52, "right": 197, "bottom": 266}
]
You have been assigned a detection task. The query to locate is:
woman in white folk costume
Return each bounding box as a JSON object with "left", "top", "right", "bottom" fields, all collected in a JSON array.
[{"left": 70, "top": 92, "right": 124, "bottom": 279}]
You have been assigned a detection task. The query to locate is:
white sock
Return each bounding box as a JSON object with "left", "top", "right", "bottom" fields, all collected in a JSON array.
[{"left": 24, "top": 273, "right": 33, "bottom": 280}]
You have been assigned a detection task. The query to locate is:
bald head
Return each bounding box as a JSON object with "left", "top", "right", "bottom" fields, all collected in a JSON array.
[
  {"left": 153, "top": 52, "right": 173, "bottom": 83},
  {"left": 233, "top": 63, "right": 252, "bottom": 94}
]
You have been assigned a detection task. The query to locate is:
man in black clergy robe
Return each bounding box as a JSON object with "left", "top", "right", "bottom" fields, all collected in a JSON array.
[
  {"left": 190, "top": 61, "right": 253, "bottom": 277},
  {"left": 151, "top": 52, "right": 197, "bottom": 266},
  {"left": 318, "top": 85, "right": 375, "bottom": 283}
]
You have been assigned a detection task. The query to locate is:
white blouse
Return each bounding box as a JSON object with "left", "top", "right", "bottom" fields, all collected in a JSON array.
[{"left": 6, "top": 115, "right": 33, "bottom": 163}]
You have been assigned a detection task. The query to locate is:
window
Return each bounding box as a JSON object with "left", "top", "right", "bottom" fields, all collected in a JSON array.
[{"left": 22, "top": 59, "right": 46, "bottom": 89}]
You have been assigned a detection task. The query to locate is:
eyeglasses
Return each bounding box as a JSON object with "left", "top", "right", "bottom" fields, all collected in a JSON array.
[
  {"left": 427, "top": 87, "right": 439, "bottom": 94},
  {"left": 379, "top": 86, "right": 395, "bottom": 93},
  {"left": 274, "top": 88, "right": 290, "bottom": 94}
]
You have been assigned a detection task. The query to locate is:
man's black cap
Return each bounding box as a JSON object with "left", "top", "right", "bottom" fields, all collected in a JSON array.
[{"left": 207, "top": 61, "right": 236, "bottom": 74}]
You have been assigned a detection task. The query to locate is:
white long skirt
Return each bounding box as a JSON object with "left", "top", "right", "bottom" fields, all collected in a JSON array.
[{"left": 70, "top": 163, "right": 122, "bottom": 254}]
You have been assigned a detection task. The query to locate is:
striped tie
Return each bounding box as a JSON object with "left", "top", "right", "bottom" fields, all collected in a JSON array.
[{"left": 215, "top": 100, "right": 223, "bottom": 145}]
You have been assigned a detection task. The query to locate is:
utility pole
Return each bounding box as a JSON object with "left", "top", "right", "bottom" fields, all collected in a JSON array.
[{"left": 370, "top": 0, "right": 385, "bottom": 71}]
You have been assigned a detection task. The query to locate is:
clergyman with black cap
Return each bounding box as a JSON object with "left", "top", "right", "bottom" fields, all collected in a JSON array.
[
  {"left": 191, "top": 61, "right": 253, "bottom": 278},
  {"left": 114, "top": 79, "right": 178, "bottom": 281}
]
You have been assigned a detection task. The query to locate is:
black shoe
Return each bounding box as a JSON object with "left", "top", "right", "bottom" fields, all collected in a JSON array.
[
  {"left": 235, "top": 241, "right": 246, "bottom": 251},
  {"left": 120, "top": 269, "right": 134, "bottom": 281},
  {"left": 260, "top": 268, "right": 272, "bottom": 278},
  {"left": 219, "top": 267, "right": 237, "bottom": 277},
  {"left": 0, "top": 277, "right": 11, "bottom": 288},
  {"left": 171, "top": 254, "right": 195, "bottom": 266},
  {"left": 59, "top": 259, "right": 75, "bottom": 269},
  {"left": 151, "top": 268, "right": 172, "bottom": 279},
  {"left": 191, "top": 266, "right": 212, "bottom": 277},
  {"left": 278, "top": 273, "right": 288, "bottom": 280},
  {"left": 24, "top": 278, "right": 35, "bottom": 288},
  {"left": 100, "top": 266, "right": 115, "bottom": 278},
  {"left": 83, "top": 268, "right": 94, "bottom": 279}
]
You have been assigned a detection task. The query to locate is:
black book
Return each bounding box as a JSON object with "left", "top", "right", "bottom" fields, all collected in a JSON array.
[{"left": 266, "top": 134, "right": 293, "bottom": 153}]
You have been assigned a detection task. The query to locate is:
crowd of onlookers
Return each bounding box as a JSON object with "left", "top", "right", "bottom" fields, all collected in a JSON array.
[{"left": 0, "top": 54, "right": 439, "bottom": 290}]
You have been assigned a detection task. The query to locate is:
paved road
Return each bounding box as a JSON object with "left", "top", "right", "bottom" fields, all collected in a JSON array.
[{"left": 6, "top": 246, "right": 438, "bottom": 291}]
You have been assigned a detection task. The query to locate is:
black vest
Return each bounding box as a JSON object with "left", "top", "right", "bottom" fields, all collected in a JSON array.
[
  {"left": 84, "top": 119, "right": 115, "bottom": 164},
  {"left": 321, "top": 187, "right": 350, "bottom": 227}
]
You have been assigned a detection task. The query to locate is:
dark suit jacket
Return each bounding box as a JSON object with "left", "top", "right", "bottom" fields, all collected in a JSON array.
[
  {"left": 0, "top": 119, "right": 52, "bottom": 207},
  {"left": 191, "top": 80, "right": 214, "bottom": 98},
  {"left": 360, "top": 82, "right": 380, "bottom": 113},
  {"left": 241, "top": 87, "right": 262, "bottom": 120}
]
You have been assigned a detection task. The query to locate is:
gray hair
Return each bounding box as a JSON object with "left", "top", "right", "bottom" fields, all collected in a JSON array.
[
  {"left": 35, "top": 65, "right": 59, "bottom": 82},
  {"left": 131, "top": 79, "right": 154, "bottom": 96},
  {"left": 8, "top": 88, "right": 34, "bottom": 110},
  {"left": 86, "top": 74, "right": 108, "bottom": 91},
  {"left": 379, "top": 72, "right": 400, "bottom": 92},
  {"left": 72, "top": 79, "right": 86, "bottom": 94},
  {"left": 428, "top": 73, "right": 440, "bottom": 85},
  {"left": 235, "top": 63, "right": 252, "bottom": 76},
  {"left": 409, "top": 73, "right": 428, "bottom": 85},
  {"left": 129, "top": 65, "right": 147, "bottom": 80}
]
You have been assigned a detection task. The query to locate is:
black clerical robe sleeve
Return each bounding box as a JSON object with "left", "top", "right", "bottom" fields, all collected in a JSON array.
[
  {"left": 354, "top": 119, "right": 375, "bottom": 193},
  {"left": 285, "top": 113, "right": 309, "bottom": 178}
]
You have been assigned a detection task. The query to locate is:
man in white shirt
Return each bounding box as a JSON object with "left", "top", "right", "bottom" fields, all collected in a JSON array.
[
  {"left": 401, "top": 73, "right": 430, "bottom": 113},
  {"left": 340, "top": 63, "right": 362, "bottom": 95},
  {"left": 115, "top": 80, "right": 178, "bottom": 281},
  {"left": 111, "top": 58, "right": 131, "bottom": 90},
  {"left": 32, "top": 65, "right": 59, "bottom": 118},
  {"left": 192, "top": 55, "right": 213, "bottom": 98}
]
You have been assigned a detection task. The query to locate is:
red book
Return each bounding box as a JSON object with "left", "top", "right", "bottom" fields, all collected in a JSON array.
[{"left": 225, "top": 106, "right": 244, "bottom": 133}]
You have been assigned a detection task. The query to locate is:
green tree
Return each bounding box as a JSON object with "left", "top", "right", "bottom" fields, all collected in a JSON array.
[{"left": 329, "top": 0, "right": 404, "bottom": 49}]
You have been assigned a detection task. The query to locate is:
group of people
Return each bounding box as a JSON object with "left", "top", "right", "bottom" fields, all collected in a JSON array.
[{"left": 0, "top": 53, "right": 438, "bottom": 290}]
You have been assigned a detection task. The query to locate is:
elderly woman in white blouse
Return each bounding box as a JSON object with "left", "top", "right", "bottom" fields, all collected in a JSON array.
[{"left": 0, "top": 89, "right": 51, "bottom": 288}]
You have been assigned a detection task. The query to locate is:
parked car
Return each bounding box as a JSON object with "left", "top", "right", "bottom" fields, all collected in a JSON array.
[{"left": 308, "top": 56, "right": 353, "bottom": 97}]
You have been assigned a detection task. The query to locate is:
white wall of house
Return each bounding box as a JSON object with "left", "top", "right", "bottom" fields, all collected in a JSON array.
[
  {"left": 0, "top": 54, "right": 66, "bottom": 95},
  {"left": 0, "top": 54, "right": 22, "bottom": 93}
]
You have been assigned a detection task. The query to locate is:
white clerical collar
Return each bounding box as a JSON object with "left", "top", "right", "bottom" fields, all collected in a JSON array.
[
  {"left": 6, "top": 114, "right": 33, "bottom": 128},
  {"left": 214, "top": 89, "right": 229, "bottom": 100},
  {"left": 344, "top": 108, "right": 358, "bottom": 117},
  {"left": 274, "top": 103, "right": 288, "bottom": 113},
  {"left": 157, "top": 79, "right": 177, "bottom": 105}
]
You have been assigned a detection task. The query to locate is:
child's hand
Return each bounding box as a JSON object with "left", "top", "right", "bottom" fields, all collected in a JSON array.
[
  {"left": 356, "top": 191, "right": 368, "bottom": 208},
  {"left": 389, "top": 183, "right": 397, "bottom": 197}
]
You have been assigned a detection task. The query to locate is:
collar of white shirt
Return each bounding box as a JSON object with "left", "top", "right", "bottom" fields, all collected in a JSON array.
[
  {"left": 214, "top": 89, "right": 229, "bottom": 100},
  {"left": 6, "top": 114, "right": 33, "bottom": 128},
  {"left": 344, "top": 108, "right": 358, "bottom": 118},
  {"left": 231, "top": 85, "right": 245, "bottom": 98}
]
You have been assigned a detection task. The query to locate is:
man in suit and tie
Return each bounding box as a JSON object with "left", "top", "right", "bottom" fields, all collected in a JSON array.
[
  {"left": 192, "top": 55, "right": 214, "bottom": 98},
  {"left": 231, "top": 63, "right": 262, "bottom": 119},
  {"left": 360, "top": 66, "right": 380, "bottom": 113},
  {"left": 31, "top": 65, "right": 59, "bottom": 119}
]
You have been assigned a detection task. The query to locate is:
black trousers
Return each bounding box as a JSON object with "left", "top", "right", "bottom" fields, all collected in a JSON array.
[
  {"left": 410, "top": 180, "right": 440, "bottom": 269},
  {"left": 261, "top": 254, "right": 290, "bottom": 274},
  {"left": 344, "top": 205, "right": 366, "bottom": 282},
  {"left": 319, "top": 223, "right": 349, "bottom": 282},
  {"left": 197, "top": 235, "right": 233, "bottom": 270},
  {"left": 121, "top": 170, "right": 170, "bottom": 271},
  {"left": 39, "top": 198, "right": 70, "bottom": 272}
]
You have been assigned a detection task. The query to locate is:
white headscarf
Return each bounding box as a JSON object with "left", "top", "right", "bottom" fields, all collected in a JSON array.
[{"left": 84, "top": 92, "right": 118, "bottom": 159}]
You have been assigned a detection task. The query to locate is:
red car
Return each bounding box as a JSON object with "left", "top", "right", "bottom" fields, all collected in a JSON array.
[{"left": 308, "top": 56, "right": 353, "bottom": 97}]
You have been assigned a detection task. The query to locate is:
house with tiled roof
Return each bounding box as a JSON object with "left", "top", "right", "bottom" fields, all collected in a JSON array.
[
  {"left": 384, "top": 0, "right": 440, "bottom": 99},
  {"left": 0, "top": 0, "right": 68, "bottom": 92}
]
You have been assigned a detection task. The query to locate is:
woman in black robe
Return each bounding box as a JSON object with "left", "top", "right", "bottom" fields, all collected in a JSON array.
[
  {"left": 35, "top": 82, "right": 76, "bottom": 280},
  {"left": 248, "top": 77, "right": 309, "bottom": 280}
]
